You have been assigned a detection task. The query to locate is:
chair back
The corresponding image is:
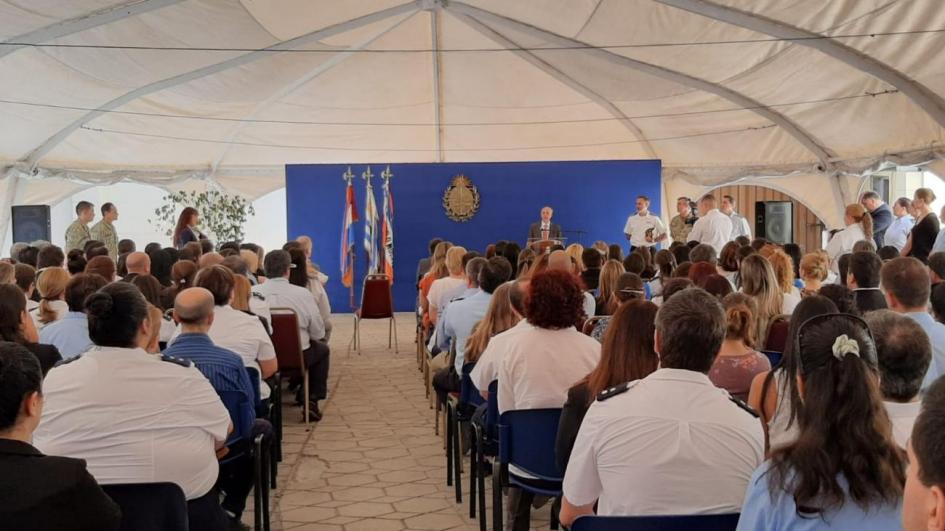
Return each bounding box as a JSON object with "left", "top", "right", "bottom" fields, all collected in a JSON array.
[
  {"left": 571, "top": 513, "right": 740, "bottom": 531},
  {"left": 764, "top": 315, "right": 790, "bottom": 353},
  {"left": 485, "top": 380, "right": 499, "bottom": 440},
  {"left": 102, "top": 482, "right": 189, "bottom": 531},
  {"left": 245, "top": 366, "right": 262, "bottom": 407},
  {"left": 270, "top": 308, "right": 304, "bottom": 371},
  {"left": 360, "top": 274, "right": 394, "bottom": 319},
  {"left": 498, "top": 408, "right": 564, "bottom": 482},
  {"left": 761, "top": 350, "right": 782, "bottom": 367},
  {"left": 459, "top": 362, "right": 485, "bottom": 409},
  {"left": 218, "top": 389, "right": 254, "bottom": 442}
]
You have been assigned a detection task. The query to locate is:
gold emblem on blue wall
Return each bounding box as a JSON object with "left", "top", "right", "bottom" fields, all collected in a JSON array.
[{"left": 443, "top": 175, "right": 480, "bottom": 222}]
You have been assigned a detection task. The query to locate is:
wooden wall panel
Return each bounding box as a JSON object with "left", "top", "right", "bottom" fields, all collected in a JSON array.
[{"left": 708, "top": 185, "right": 825, "bottom": 253}]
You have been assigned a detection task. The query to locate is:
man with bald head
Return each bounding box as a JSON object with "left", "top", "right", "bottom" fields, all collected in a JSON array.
[
  {"left": 122, "top": 251, "right": 150, "bottom": 282},
  {"left": 164, "top": 288, "right": 268, "bottom": 527}
]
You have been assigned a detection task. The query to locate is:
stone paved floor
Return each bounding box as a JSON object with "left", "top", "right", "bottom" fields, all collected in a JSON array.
[{"left": 247, "top": 313, "right": 554, "bottom": 531}]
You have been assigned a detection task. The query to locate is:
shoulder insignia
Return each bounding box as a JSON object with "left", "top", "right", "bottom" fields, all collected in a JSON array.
[
  {"left": 160, "top": 355, "right": 193, "bottom": 368},
  {"left": 597, "top": 380, "right": 639, "bottom": 401},
  {"left": 54, "top": 355, "right": 82, "bottom": 367},
  {"left": 252, "top": 292, "right": 266, "bottom": 301},
  {"left": 729, "top": 396, "right": 760, "bottom": 418}
]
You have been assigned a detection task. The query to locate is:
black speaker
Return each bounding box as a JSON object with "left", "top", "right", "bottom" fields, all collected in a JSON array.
[
  {"left": 755, "top": 201, "right": 794, "bottom": 244},
  {"left": 12, "top": 205, "right": 51, "bottom": 243}
]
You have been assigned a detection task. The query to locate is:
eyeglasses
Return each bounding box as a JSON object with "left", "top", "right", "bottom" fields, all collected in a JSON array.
[{"left": 793, "top": 312, "right": 875, "bottom": 374}]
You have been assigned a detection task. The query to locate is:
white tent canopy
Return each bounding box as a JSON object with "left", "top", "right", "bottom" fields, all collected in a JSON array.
[{"left": 3, "top": 0, "right": 945, "bottom": 235}]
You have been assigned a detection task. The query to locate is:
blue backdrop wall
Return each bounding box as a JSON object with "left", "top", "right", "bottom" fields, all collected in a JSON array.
[{"left": 285, "top": 160, "right": 661, "bottom": 312}]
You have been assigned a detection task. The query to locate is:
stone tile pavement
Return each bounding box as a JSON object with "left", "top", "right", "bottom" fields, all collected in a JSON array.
[{"left": 248, "top": 313, "right": 555, "bottom": 531}]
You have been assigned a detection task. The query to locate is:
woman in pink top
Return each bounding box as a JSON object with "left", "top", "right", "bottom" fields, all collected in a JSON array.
[{"left": 709, "top": 293, "right": 771, "bottom": 401}]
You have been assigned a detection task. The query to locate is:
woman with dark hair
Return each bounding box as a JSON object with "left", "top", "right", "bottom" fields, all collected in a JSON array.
[
  {"left": 688, "top": 261, "right": 717, "bottom": 288},
  {"left": 737, "top": 314, "right": 903, "bottom": 529},
  {"left": 709, "top": 293, "right": 770, "bottom": 401},
  {"left": 502, "top": 242, "right": 521, "bottom": 271},
  {"left": 607, "top": 243, "right": 623, "bottom": 263},
  {"left": 172, "top": 207, "right": 208, "bottom": 250},
  {"left": 648, "top": 249, "right": 676, "bottom": 299},
  {"left": 557, "top": 299, "right": 658, "bottom": 472},
  {"left": 902, "top": 187, "right": 939, "bottom": 263},
  {"left": 144, "top": 242, "right": 162, "bottom": 255},
  {"left": 0, "top": 284, "right": 61, "bottom": 375},
  {"left": 148, "top": 249, "right": 173, "bottom": 287},
  {"left": 161, "top": 260, "right": 198, "bottom": 310},
  {"left": 782, "top": 243, "right": 802, "bottom": 281},
  {"left": 818, "top": 283, "right": 859, "bottom": 316},
  {"left": 748, "top": 296, "right": 838, "bottom": 452},
  {"left": 66, "top": 249, "right": 87, "bottom": 276},
  {"left": 719, "top": 241, "right": 740, "bottom": 286},
  {"left": 84, "top": 256, "right": 115, "bottom": 283},
  {"left": 287, "top": 247, "right": 331, "bottom": 338},
  {"left": 702, "top": 274, "right": 734, "bottom": 299}
]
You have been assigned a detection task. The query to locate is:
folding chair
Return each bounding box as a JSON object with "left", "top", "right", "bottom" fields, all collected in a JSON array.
[
  {"left": 218, "top": 390, "right": 271, "bottom": 531},
  {"left": 446, "top": 362, "right": 485, "bottom": 508},
  {"left": 761, "top": 350, "right": 783, "bottom": 367},
  {"left": 101, "top": 482, "right": 188, "bottom": 531},
  {"left": 269, "top": 308, "right": 310, "bottom": 426},
  {"left": 469, "top": 380, "right": 499, "bottom": 531},
  {"left": 570, "top": 513, "right": 741, "bottom": 531},
  {"left": 494, "top": 408, "right": 565, "bottom": 531},
  {"left": 247, "top": 366, "right": 281, "bottom": 490},
  {"left": 763, "top": 314, "right": 791, "bottom": 354},
  {"left": 353, "top": 273, "right": 398, "bottom": 354}
]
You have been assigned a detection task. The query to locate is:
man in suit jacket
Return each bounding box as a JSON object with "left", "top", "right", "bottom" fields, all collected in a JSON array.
[
  {"left": 0, "top": 342, "right": 120, "bottom": 530},
  {"left": 528, "top": 206, "right": 563, "bottom": 242},
  {"left": 862, "top": 191, "right": 893, "bottom": 248}
]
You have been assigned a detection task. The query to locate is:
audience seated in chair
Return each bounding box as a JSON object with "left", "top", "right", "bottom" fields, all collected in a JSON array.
[
  {"left": 737, "top": 314, "right": 904, "bottom": 530},
  {"left": 39, "top": 273, "right": 107, "bottom": 361},
  {"left": 848, "top": 251, "right": 887, "bottom": 313},
  {"left": 470, "top": 280, "right": 529, "bottom": 397},
  {"left": 865, "top": 310, "right": 932, "bottom": 449},
  {"left": 590, "top": 273, "right": 645, "bottom": 341},
  {"left": 560, "top": 288, "right": 764, "bottom": 526},
  {"left": 34, "top": 282, "right": 233, "bottom": 531},
  {"left": 427, "top": 246, "right": 468, "bottom": 325},
  {"left": 0, "top": 284, "right": 61, "bottom": 375},
  {"left": 498, "top": 269, "right": 601, "bottom": 531},
  {"left": 903, "top": 375, "right": 945, "bottom": 531},
  {"left": 30, "top": 267, "right": 69, "bottom": 331},
  {"left": 709, "top": 293, "right": 771, "bottom": 402}
]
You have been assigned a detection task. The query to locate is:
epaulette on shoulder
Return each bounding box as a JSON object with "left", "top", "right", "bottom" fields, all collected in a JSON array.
[
  {"left": 729, "top": 396, "right": 760, "bottom": 418},
  {"left": 597, "top": 380, "right": 638, "bottom": 401},
  {"left": 54, "top": 355, "right": 82, "bottom": 367},
  {"left": 252, "top": 292, "right": 266, "bottom": 301},
  {"left": 160, "top": 355, "right": 193, "bottom": 368}
]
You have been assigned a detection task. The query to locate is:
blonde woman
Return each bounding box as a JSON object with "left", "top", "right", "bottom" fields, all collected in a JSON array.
[
  {"left": 427, "top": 246, "right": 467, "bottom": 324},
  {"left": 739, "top": 254, "right": 783, "bottom": 341},
  {"left": 419, "top": 241, "right": 452, "bottom": 330},
  {"left": 767, "top": 249, "right": 801, "bottom": 313},
  {"left": 464, "top": 283, "right": 522, "bottom": 365},
  {"left": 902, "top": 187, "right": 939, "bottom": 262},
  {"left": 826, "top": 203, "right": 873, "bottom": 273},
  {"left": 0, "top": 262, "right": 14, "bottom": 284},
  {"left": 30, "top": 267, "right": 70, "bottom": 330},
  {"left": 799, "top": 251, "right": 829, "bottom": 297},
  {"left": 595, "top": 259, "right": 626, "bottom": 316},
  {"left": 565, "top": 244, "right": 585, "bottom": 274},
  {"left": 240, "top": 249, "right": 261, "bottom": 284}
]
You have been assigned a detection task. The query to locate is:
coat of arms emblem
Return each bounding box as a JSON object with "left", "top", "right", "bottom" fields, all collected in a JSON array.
[{"left": 443, "top": 174, "right": 480, "bottom": 222}]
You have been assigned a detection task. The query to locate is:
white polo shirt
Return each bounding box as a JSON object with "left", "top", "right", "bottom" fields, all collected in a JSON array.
[
  {"left": 470, "top": 320, "right": 533, "bottom": 392},
  {"left": 253, "top": 277, "right": 325, "bottom": 343},
  {"left": 427, "top": 276, "right": 467, "bottom": 315},
  {"left": 497, "top": 324, "right": 601, "bottom": 414},
  {"left": 689, "top": 208, "right": 734, "bottom": 254},
  {"left": 623, "top": 212, "right": 666, "bottom": 248},
  {"left": 172, "top": 304, "right": 277, "bottom": 399},
  {"left": 563, "top": 368, "right": 764, "bottom": 515},
  {"left": 33, "top": 346, "right": 231, "bottom": 500}
]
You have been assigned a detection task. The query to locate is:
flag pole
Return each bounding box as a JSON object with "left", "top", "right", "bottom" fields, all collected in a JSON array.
[{"left": 342, "top": 167, "right": 356, "bottom": 310}]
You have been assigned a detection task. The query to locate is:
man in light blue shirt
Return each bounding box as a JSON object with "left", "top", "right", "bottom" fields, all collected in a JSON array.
[
  {"left": 431, "top": 257, "right": 513, "bottom": 401},
  {"left": 881, "top": 257, "right": 945, "bottom": 390},
  {"left": 885, "top": 197, "right": 914, "bottom": 251},
  {"left": 38, "top": 273, "right": 108, "bottom": 360},
  {"left": 433, "top": 256, "right": 486, "bottom": 355}
]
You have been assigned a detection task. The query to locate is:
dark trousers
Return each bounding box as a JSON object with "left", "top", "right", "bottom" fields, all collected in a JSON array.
[
  {"left": 218, "top": 419, "right": 274, "bottom": 518},
  {"left": 432, "top": 365, "right": 460, "bottom": 406},
  {"left": 188, "top": 487, "right": 230, "bottom": 531},
  {"left": 304, "top": 340, "right": 330, "bottom": 401}
]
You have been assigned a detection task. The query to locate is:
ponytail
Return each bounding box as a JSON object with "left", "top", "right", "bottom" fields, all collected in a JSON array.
[
  {"left": 722, "top": 293, "right": 756, "bottom": 347},
  {"left": 860, "top": 211, "right": 874, "bottom": 239}
]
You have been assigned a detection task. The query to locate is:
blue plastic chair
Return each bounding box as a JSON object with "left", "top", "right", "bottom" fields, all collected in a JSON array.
[
  {"left": 494, "top": 408, "right": 565, "bottom": 530},
  {"left": 761, "top": 350, "right": 782, "bottom": 367},
  {"left": 469, "top": 380, "right": 498, "bottom": 531},
  {"left": 218, "top": 390, "right": 271, "bottom": 531},
  {"left": 571, "top": 513, "right": 741, "bottom": 531},
  {"left": 102, "top": 482, "right": 188, "bottom": 531},
  {"left": 446, "top": 363, "right": 486, "bottom": 510},
  {"left": 247, "top": 367, "right": 281, "bottom": 489}
]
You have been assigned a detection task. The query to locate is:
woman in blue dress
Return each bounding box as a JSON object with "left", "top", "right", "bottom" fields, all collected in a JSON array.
[{"left": 737, "top": 313, "right": 904, "bottom": 530}]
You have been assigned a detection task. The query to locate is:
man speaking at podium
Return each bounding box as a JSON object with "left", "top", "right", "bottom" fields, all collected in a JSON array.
[{"left": 528, "top": 206, "right": 563, "bottom": 242}]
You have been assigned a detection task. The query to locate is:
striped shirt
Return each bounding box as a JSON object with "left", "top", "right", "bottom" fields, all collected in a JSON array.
[{"left": 163, "top": 333, "right": 256, "bottom": 436}]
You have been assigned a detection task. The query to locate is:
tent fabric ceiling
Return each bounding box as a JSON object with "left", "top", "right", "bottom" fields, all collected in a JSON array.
[{"left": 2, "top": 0, "right": 945, "bottom": 233}]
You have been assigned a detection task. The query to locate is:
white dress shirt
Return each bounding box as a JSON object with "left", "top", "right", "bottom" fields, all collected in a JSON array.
[
  {"left": 307, "top": 278, "right": 332, "bottom": 337},
  {"left": 497, "top": 325, "right": 601, "bottom": 414},
  {"left": 623, "top": 212, "right": 666, "bottom": 248},
  {"left": 427, "top": 276, "right": 467, "bottom": 315},
  {"left": 885, "top": 214, "right": 914, "bottom": 251},
  {"left": 171, "top": 304, "right": 276, "bottom": 399},
  {"left": 884, "top": 400, "right": 921, "bottom": 449},
  {"left": 729, "top": 212, "right": 752, "bottom": 240},
  {"left": 688, "top": 209, "right": 734, "bottom": 254},
  {"left": 563, "top": 368, "right": 764, "bottom": 515},
  {"left": 253, "top": 277, "right": 325, "bottom": 343},
  {"left": 33, "top": 347, "right": 231, "bottom": 500},
  {"left": 470, "top": 320, "right": 534, "bottom": 392},
  {"left": 825, "top": 223, "right": 866, "bottom": 273},
  {"left": 29, "top": 299, "right": 68, "bottom": 331}
]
